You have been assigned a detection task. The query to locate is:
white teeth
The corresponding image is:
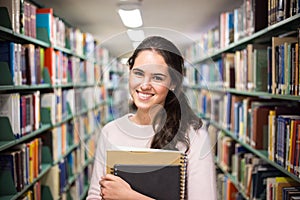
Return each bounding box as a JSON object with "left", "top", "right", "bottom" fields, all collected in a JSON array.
[{"left": 138, "top": 92, "right": 152, "bottom": 99}]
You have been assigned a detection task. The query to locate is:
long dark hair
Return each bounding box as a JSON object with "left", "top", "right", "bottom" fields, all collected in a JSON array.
[{"left": 127, "top": 36, "right": 202, "bottom": 152}]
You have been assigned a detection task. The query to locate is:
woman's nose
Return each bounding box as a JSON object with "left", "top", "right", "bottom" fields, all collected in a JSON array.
[{"left": 140, "top": 77, "right": 152, "bottom": 89}]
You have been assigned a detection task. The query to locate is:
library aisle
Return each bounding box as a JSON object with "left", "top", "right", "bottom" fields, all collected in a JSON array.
[{"left": 1, "top": 0, "right": 300, "bottom": 200}]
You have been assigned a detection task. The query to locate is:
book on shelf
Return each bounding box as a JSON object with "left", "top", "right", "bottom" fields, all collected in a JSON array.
[
  {"left": 268, "top": 105, "right": 300, "bottom": 161},
  {"left": 58, "top": 158, "right": 68, "bottom": 193},
  {"left": 242, "top": 96, "right": 259, "bottom": 144},
  {"left": 231, "top": 143, "right": 247, "bottom": 184},
  {"left": 271, "top": 36, "right": 298, "bottom": 95},
  {"left": 222, "top": 53, "right": 235, "bottom": 89},
  {"left": 0, "top": 0, "right": 20, "bottom": 33},
  {"left": 0, "top": 41, "right": 22, "bottom": 85},
  {"left": 44, "top": 48, "right": 55, "bottom": 85},
  {"left": 35, "top": 46, "right": 41, "bottom": 85},
  {"left": 20, "top": 94, "right": 34, "bottom": 135},
  {"left": 23, "top": 44, "right": 36, "bottom": 85},
  {"left": 0, "top": 138, "right": 42, "bottom": 193},
  {"left": 230, "top": 95, "right": 244, "bottom": 135},
  {"left": 225, "top": 179, "right": 238, "bottom": 200},
  {"left": 266, "top": 176, "right": 300, "bottom": 200},
  {"left": 40, "top": 165, "right": 60, "bottom": 200},
  {"left": 41, "top": 92, "right": 56, "bottom": 125},
  {"left": 0, "top": 149, "right": 22, "bottom": 192},
  {"left": 276, "top": 115, "right": 300, "bottom": 173},
  {"left": 36, "top": 8, "right": 54, "bottom": 44},
  {"left": 250, "top": 164, "right": 285, "bottom": 200},
  {"left": 283, "top": 186, "right": 300, "bottom": 200},
  {"left": 248, "top": 0, "right": 268, "bottom": 36},
  {"left": 106, "top": 148, "right": 187, "bottom": 200},
  {"left": 250, "top": 101, "right": 287, "bottom": 150},
  {"left": 216, "top": 133, "right": 236, "bottom": 173},
  {"left": 40, "top": 127, "right": 62, "bottom": 163},
  {"left": 0, "top": 93, "right": 21, "bottom": 138},
  {"left": 252, "top": 46, "right": 268, "bottom": 91}
]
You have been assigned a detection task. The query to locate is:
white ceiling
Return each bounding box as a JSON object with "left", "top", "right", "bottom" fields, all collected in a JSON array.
[{"left": 33, "top": 0, "right": 242, "bottom": 58}]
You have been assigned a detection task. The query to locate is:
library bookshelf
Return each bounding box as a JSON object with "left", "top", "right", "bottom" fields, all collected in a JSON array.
[
  {"left": 0, "top": 1, "right": 110, "bottom": 199},
  {"left": 184, "top": 1, "right": 300, "bottom": 199}
]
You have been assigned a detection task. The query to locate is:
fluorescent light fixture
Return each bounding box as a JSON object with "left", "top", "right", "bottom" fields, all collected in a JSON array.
[
  {"left": 127, "top": 29, "right": 145, "bottom": 41},
  {"left": 118, "top": 8, "right": 143, "bottom": 28}
]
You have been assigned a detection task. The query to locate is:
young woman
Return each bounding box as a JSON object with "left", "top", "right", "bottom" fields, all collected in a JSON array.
[{"left": 87, "top": 36, "right": 216, "bottom": 200}]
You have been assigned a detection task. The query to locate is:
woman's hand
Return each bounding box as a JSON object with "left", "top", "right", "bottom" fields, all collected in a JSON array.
[{"left": 99, "top": 174, "right": 154, "bottom": 200}]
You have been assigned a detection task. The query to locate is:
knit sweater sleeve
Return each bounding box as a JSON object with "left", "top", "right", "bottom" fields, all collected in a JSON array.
[
  {"left": 86, "top": 126, "right": 110, "bottom": 200},
  {"left": 186, "top": 127, "right": 217, "bottom": 200}
]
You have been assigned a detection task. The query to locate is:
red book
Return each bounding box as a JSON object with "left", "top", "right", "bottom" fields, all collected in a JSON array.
[
  {"left": 226, "top": 179, "right": 238, "bottom": 200},
  {"left": 295, "top": 124, "right": 300, "bottom": 176},
  {"left": 292, "top": 120, "right": 300, "bottom": 175},
  {"left": 36, "top": 8, "right": 53, "bottom": 14},
  {"left": 44, "top": 48, "right": 55, "bottom": 84}
]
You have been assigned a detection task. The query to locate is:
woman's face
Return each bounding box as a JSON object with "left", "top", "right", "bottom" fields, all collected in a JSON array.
[{"left": 129, "top": 50, "right": 173, "bottom": 111}]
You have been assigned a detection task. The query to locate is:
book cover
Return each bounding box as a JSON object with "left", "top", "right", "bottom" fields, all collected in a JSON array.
[
  {"left": 274, "top": 177, "right": 300, "bottom": 200},
  {"left": 276, "top": 115, "right": 300, "bottom": 168},
  {"left": 106, "top": 148, "right": 187, "bottom": 200},
  {"left": 294, "top": 124, "right": 300, "bottom": 177},
  {"left": 253, "top": 47, "right": 268, "bottom": 92},
  {"left": 36, "top": 8, "right": 53, "bottom": 44},
  {"left": 250, "top": 164, "right": 284, "bottom": 199},
  {"left": 271, "top": 37, "right": 298, "bottom": 94},
  {"left": 114, "top": 164, "right": 182, "bottom": 200},
  {"left": 288, "top": 119, "right": 300, "bottom": 173},
  {"left": 0, "top": 41, "right": 15, "bottom": 84},
  {"left": 40, "top": 165, "right": 60, "bottom": 200},
  {"left": 44, "top": 48, "right": 55, "bottom": 85},
  {"left": 226, "top": 179, "right": 238, "bottom": 200},
  {"left": 0, "top": 93, "right": 21, "bottom": 138},
  {"left": 250, "top": 0, "right": 268, "bottom": 35}
]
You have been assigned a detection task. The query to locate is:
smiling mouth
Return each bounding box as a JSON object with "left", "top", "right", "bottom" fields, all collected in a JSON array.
[{"left": 136, "top": 90, "right": 154, "bottom": 100}]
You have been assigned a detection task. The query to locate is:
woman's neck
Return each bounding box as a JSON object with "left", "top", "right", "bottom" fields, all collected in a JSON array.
[
  {"left": 131, "top": 105, "right": 164, "bottom": 125},
  {"left": 131, "top": 110, "right": 152, "bottom": 125}
]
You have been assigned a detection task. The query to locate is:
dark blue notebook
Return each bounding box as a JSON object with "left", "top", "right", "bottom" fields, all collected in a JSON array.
[{"left": 113, "top": 164, "right": 185, "bottom": 200}]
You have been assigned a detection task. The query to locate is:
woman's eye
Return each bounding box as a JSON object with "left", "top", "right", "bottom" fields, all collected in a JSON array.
[
  {"left": 133, "top": 71, "right": 144, "bottom": 77},
  {"left": 152, "top": 75, "right": 164, "bottom": 81}
]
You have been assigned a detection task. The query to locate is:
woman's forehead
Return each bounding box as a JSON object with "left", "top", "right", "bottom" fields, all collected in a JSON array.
[{"left": 132, "top": 64, "right": 170, "bottom": 74}]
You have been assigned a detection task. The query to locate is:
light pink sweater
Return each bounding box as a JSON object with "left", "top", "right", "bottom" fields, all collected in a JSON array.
[{"left": 86, "top": 114, "right": 217, "bottom": 200}]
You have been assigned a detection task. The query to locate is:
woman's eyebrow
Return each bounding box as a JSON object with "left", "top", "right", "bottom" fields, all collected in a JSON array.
[
  {"left": 132, "top": 68, "right": 144, "bottom": 72},
  {"left": 132, "top": 67, "right": 168, "bottom": 77},
  {"left": 152, "top": 73, "right": 167, "bottom": 77}
]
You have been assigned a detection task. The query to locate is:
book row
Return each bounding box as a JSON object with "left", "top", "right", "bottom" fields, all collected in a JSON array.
[
  {"left": 40, "top": 163, "right": 93, "bottom": 200},
  {"left": 0, "top": 138, "right": 42, "bottom": 192},
  {"left": 212, "top": 130, "right": 300, "bottom": 200},
  {"left": 217, "top": 172, "right": 300, "bottom": 200},
  {"left": 41, "top": 114, "right": 99, "bottom": 163},
  {"left": 0, "top": 85, "right": 106, "bottom": 139},
  {"left": 0, "top": 0, "right": 97, "bottom": 57},
  {"left": 0, "top": 124, "right": 97, "bottom": 199},
  {"left": 184, "top": 31, "right": 300, "bottom": 96},
  {"left": 194, "top": 90, "right": 300, "bottom": 175},
  {"left": 184, "top": 0, "right": 300, "bottom": 62},
  {"left": 0, "top": 41, "right": 106, "bottom": 86}
]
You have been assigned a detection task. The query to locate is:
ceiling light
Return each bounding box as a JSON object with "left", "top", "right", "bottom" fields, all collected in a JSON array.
[
  {"left": 118, "top": 8, "right": 143, "bottom": 28},
  {"left": 127, "top": 29, "right": 145, "bottom": 41}
]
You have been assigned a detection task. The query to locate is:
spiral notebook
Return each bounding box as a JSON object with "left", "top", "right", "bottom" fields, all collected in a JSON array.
[{"left": 106, "top": 148, "right": 187, "bottom": 200}]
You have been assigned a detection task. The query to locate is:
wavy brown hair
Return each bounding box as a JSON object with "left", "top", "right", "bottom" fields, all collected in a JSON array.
[{"left": 127, "top": 36, "right": 202, "bottom": 152}]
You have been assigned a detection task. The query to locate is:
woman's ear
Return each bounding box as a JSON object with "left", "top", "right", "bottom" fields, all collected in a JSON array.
[{"left": 170, "top": 84, "right": 176, "bottom": 91}]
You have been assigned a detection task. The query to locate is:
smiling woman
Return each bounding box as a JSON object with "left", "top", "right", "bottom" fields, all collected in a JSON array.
[
  {"left": 87, "top": 36, "right": 217, "bottom": 200},
  {"left": 129, "top": 52, "right": 172, "bottom": 113}
]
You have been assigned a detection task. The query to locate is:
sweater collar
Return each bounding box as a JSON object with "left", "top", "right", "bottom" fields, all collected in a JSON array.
[{"left": 115, "top": 113, "right": 155, "bottom": 138}]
